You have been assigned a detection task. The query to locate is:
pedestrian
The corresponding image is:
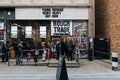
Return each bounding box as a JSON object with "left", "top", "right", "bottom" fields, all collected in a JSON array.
[
  {"left": 61, "top": 39, "right": 66, "bottom": 56},
  {"left": 26, "top": 41, "right": 31, "bottom": 63},
  {"left": 1, "top": 43, "right": 5, "bottom": 62},
  {"left": 50, "top": 42, "right": 56, "bottom": 58},
  {"left": 56, "top": 40, "right": 60, "bottom": 60},
  {"left": 33, "top": 43, "right": 39, "bottom": 62},
  {"left": 2, "top": 43, "right": 9, "bottom": 63},
  {"left": 66, "top": 40, "right": 74, "bottom": 61},
  {"left": 41, "top": 41, "right": 46, "bottom": 61},
  {"left": 15, "top": 41, "right": 23, "bottom": 65}
]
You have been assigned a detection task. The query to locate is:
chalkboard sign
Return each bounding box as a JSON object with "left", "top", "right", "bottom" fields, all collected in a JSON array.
[{"left": 56, "top": 55, "right": 68, "bottom": 80}]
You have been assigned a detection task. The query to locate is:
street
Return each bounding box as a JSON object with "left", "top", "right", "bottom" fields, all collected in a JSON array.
[{"left": 0, "top": 59, "right": 119, "bottom": 80}]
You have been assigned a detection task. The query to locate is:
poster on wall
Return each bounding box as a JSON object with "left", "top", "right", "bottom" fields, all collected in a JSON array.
[
  {"left": 40, "top": 26, "right": 46, "bottom": 38},
  {"left": 11, "top": 26, "right": 17, "bottom": 38},
  {"left": 72, "top": 21, "right": 88, "bottom": 58},
  {"left": 51, "top": 20, "right": 72, "bottom": 36},
  {"left": 0, "top": 22, "right": 4, "bottom": 29},
  {"left": 25, "top": 26, "right": 32, "bottom": 38}
]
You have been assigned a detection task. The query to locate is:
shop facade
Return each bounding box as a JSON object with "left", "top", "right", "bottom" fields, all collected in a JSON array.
[{"left": 0, "top": 0, "right": 95, "bottom": 58}]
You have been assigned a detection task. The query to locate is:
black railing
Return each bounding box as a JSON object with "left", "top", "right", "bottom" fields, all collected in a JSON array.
[{"left": 8, "top": 48, "right": 50, "bottom": 66}]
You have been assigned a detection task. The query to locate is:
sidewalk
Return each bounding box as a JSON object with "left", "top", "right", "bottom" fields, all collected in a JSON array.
[{"left": 0, "top": 59, "right": 120, "bottom": 80}]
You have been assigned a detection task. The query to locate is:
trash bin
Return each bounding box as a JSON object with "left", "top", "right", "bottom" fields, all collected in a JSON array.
[{"left": 112, "top": 52, "right": 118, "bottom": 71}]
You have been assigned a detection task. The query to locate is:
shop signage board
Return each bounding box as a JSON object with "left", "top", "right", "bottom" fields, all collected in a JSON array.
[
  {"left": 15, "top": 7, "right": 88, "bottom": 20},
  {"left": 51, "top": 20, "right": 72, "bottom": 36}
]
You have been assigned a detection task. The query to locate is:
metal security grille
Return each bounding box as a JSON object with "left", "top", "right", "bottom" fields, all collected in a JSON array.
[{"left": 94, "top": 38, "right": 110, "bottom": 59}]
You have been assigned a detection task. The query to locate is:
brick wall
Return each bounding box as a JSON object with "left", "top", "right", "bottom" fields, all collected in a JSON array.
[
  {"left": 95, "top": 0, "right": 120, "bottom": 60},
  {"left": 109, "top": 0, "right": 120, "bottom": 60},
  {"left": 95, "top": 0, "right": 109, "bottom": 38}
]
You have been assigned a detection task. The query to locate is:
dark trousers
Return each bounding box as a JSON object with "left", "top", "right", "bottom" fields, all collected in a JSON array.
[
  {"left": 2, "top": 54, "right": 8, "bottom": 62},
  {"left": 5, "top": 54, "right": 8, "bottom": 62},
  {"left": 67, "top": 51, "right": 73, "bottom": 61},
  {"left": 56, "top": 50, "right": 60, "bottom": 60},
  {"left": 2, "top": 54, "right": 5, "bottom": 62}
]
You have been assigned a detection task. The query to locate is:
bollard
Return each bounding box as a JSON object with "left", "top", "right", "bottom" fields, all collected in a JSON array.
[{"left": 112, "top": 52, "right": 118, "bottom": 71}]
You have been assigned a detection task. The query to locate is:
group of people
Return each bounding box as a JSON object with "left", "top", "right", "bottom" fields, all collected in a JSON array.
[
  {"left": 0, "top": 41, "right": 47, "bottom": 65},
  {"left": 50, "top": 39, "right": 74, "bottom": 61},
  {"left": 0, "top": 39, "right": 75, "bottom": 65},
  {"left": 1, "top": 41, "right": 25, "bottom": 65}
]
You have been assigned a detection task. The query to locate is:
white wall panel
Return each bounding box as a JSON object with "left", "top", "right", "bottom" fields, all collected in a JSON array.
[
  {"left": 0, "top": 0, "right": 12, "bottom": 5},
  {"left": 73, "top": 0, "right": 89, "bottom": 4},
  {"left": 15, "top": 8, "right": 41, "bottom": 19},
  {"left": 13, "top": 0, "right": 32, "bottom": 5},
  {"left": 0, "top": 0, "right": 90, "bottom": 6},
  {"left": 33, "top": 0, "right": 52, "bottom": 4},
  {"left": 53, "top": 0, "right": 71, "bottom": 4}
]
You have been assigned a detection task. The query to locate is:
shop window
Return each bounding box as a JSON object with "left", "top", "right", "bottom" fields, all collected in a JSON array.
[
  {"left": 25, "top": 26, "right": 32, "bottom": 38},
  {"left": 39, "top": 26, "right": 46, "bottom": 38},
  {"left": 11, "top": 26, "right": 17, "bottom": 38}
]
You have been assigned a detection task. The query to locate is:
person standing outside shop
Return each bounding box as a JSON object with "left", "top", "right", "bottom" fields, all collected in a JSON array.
[
  {"left": 61, "top": 39, "right": 66, "bottom": 56},
  {"left": 66, "top": 40, "right": 74, "bottom": 61},
  {"left": 26, "top": 41, "right": 31, "bottom": 62},
  {"left": 15, "top": 41, "right": 23, "bottom": 65},
  {"left": 1, "top": 43, "right": 6, "bottom": 62},
  {"left": 56, "top": 40, "right": 60, "bottom": 60},
  {"left": 2, "top": 43, "right": 9, "bottom": 63},
  {"left": 41, "top": 41, "right": 46, "bottom": 61}
]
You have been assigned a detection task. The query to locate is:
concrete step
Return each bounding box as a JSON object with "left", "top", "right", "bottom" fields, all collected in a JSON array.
[
  {"left": 9, "top": 59, "right": 80, "bottom": 67},
  {"left": 8, "top": 61, "right": 49, "bottom": 66},
  {"left": 0, "top": 75, "right": 55, "bottom": 80},
  {"left": 48, "top": 60, "right": 80, "bottom": 67}
]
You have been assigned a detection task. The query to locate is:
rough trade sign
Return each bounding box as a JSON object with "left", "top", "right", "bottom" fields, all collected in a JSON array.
[{"left": 51, "top": 20, "right": 72, "bottom": 36}]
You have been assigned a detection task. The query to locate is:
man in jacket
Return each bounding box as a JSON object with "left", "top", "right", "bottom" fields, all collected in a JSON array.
[
  {"left": 2, "top": 43, "right": 9, "bottom": 62},
  {"left": 66, "top": 40, "right": 74, "bottom": 61},
  {"left": 15, "top": 41, "right": 23, "bottom": 65}
]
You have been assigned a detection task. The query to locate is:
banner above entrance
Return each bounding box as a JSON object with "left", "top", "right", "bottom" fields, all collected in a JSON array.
[{"left": 15, "top": 7, "right": 88, "bottom": 20}]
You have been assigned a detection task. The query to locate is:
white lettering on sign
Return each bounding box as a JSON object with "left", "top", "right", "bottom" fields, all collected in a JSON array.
[
  {"left": 51, "top": 20, "right": 72, "bottom": 36},
  {"left": 42, "top": 8, "right": 64, "bottom": 18}
]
